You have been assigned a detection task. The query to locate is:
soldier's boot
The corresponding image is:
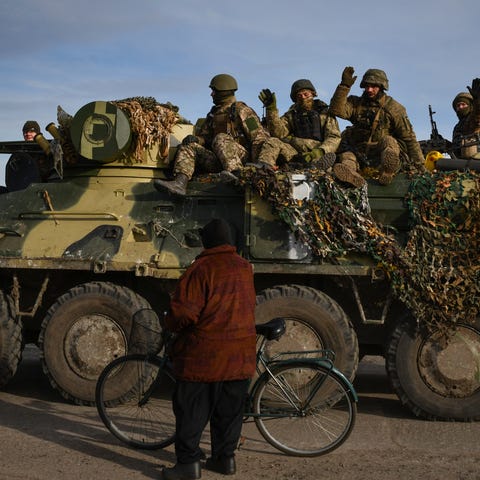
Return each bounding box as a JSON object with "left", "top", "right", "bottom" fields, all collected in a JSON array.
[
  {"left": 333, "top": 160, "right": 366, "bottom": 188},
  {"left": 154, "top": 173, "right": 189, "bottom": 196},
  {"left": 378, "top": 148, "right": 400, "bottom": 186},
  {"left": 311, "top": 152, "right": 337, "bottom": 170},
  {"left": 219, "top": 169, "right": 242, "bottom": 183}
]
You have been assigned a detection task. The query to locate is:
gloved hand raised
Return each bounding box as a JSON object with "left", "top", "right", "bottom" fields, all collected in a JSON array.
[
  {"left": 467, "top": 78, "right": 480, "bottom": 100},
  {"left": 341, "top": 66, "right": 357, "bottom": 88},
  {"left": 258, "top": 89, "right": 277, "bottom": 109},
  {"left": 182, "top": 135, "right": 199, "bottom": 145}
]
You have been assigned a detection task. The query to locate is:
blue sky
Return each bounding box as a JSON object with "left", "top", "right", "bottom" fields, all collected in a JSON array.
[{"left": 0, "top": 0, "right": 477, "bottom": 184}]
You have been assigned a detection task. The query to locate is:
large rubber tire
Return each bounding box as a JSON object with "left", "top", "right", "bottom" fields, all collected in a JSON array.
[
  {"left": 255, "top": 285, "right": 359, "bottom": 381},
  {"left": 38, "top": 282, "right": 160, "bottom": 405},
  {"left": 386, "top": 318, "right": 480, "bottom": 420},
  {"left": 0, "top": 291, "right": 22, "bottom": 388}
]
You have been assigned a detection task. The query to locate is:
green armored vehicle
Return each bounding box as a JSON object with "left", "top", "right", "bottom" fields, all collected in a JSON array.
[{"left": 0, "top": 99, "right": 479, "bottom": 422}]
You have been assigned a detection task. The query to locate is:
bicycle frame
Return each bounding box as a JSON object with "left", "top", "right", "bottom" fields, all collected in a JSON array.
[{"left": 245, "top": 335, "right": 358, "bottom": 419}]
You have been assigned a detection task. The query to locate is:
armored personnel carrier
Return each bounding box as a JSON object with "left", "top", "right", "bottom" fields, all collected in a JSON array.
[{"left": 0, "top": 99, "right": 479, "bottom": 422}]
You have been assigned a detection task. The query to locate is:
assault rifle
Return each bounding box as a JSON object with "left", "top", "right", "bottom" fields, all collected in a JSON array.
[{"left": 419, "top": 105, "right": 452, "bottom": 155}]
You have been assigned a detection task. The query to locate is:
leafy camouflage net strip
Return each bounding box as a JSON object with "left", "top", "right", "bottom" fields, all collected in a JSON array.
[
  {"left": 402, "top": 172, "right": 480, "bottom": 333},
  {"left": 238, "top": 167, "right": 480, "bottom": 334},
  {"left": 113, "top": 97, "right": 179, "bottom": 163}
]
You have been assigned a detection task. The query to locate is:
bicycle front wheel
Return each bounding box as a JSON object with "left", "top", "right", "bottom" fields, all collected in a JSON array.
[
  {"left": 95, "top": 354, "right": 176, "bottom": 450},
  {"left": 253, "top": 362, "right": 356, "bottom": 456}
]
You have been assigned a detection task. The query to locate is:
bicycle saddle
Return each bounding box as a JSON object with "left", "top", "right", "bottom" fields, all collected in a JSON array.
[{"left": 255, "top": 317, "right": 286, "bottom": 341}]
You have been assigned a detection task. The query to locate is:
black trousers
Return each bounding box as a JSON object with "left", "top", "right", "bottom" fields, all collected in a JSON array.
[{"left": 172, "top": 379, "right": 250, "bottom": 464}]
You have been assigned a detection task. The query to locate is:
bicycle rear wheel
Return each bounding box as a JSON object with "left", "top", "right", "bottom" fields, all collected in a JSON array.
[
  {"left": 253, "top": 361, "right": 356, "bottom": 456},
  {"left": 95, "top": 354, "right": 176, "bottom": 449}
]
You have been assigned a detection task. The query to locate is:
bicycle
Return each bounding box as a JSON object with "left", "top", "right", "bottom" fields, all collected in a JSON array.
[{"left": 95, "top": 317, "right": 358, "bottom": 457}]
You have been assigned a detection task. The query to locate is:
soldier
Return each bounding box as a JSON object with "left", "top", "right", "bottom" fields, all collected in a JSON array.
[
  {"left": 258, "top": 79, "right": 341, "bottom": 169},
  {"left": 451, "top": 79, "right": 480, "bottom": 159},
  {"left": 22, "top": 120, "right": 41, "bottom": 141},
  {"left": 3, "top": 121, "right": 46, "bottom": 193},
  {"left": 329, "top": 66, "right": 425, "bottom": 187},
  {"left": 154, "top": 73, "right": 271, "bottom": 196}
]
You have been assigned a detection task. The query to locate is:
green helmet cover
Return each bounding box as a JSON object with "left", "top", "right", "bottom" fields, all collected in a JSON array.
[
  {"left": 290, "top": 79, "right": 317, "bottom": 101},
  {"left": 452, "top": 91, "right": 473, "bottom": 111},
  {"left": 209, "top": 74, "right": 238, "bottom": 91},
  {"left": 360, "top": 69, "right": 389, "bottom": 90}
]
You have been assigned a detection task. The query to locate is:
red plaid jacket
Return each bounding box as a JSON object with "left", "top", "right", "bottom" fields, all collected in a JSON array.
[{"left": 164, "top": 245, "right": 257, "bottom": 382}]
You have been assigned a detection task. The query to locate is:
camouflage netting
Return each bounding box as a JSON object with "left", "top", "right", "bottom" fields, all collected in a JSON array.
[
  {"left": 112, "top": 97, "right": 180, "bottom": 163},
  {"left": 238, "top": 167, "right": 480, "bottom": 335},
  {"left": 56, "top": 97, "right": 181, "bottom": 165},
  {"left": 401, "top": 171, "right": 480, "bottom": 333}
]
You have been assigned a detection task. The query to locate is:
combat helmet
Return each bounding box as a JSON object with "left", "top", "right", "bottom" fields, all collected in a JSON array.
[
  {"left": 360, "top": 69, "right": 389, "bottom": 91},
  {"left": 209, "top": 74, "right": 238, "bottom": 92},
  {"left": 290, "top": 79, "right": 317, "bottom": 101},
  {"left": 452, "top": 91, "right": 473, "bottom": 112}
]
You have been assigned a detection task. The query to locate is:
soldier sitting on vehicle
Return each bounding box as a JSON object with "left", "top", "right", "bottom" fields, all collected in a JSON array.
[
  {"left": 258, "top": 79, "right": 341, "bottom": 170},
  {"left": 451, "top": 79, "right": 480, "bottom": 159},
  {"left": 3, "top": 121, "right": 51, "bottom": 193},
  {"left": 154, "top": 74, "right": 282, "bottom": 196},
  {"left": 329, "top": 66, "right": 425, "bottom": 187}
]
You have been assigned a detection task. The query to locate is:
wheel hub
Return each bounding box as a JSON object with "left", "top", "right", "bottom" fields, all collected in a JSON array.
[
  {"left": 418, "top": 326, "right": 480, "bottom": 398},
  {"left": 265, "top": 318, "right": 322, "bottom": 360},
  {"left": 64, "top": 314, "right": 127, "bottom": 380}
]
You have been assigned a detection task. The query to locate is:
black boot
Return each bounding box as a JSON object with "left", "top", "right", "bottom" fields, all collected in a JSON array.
[
  {"left": 205, "top": 456, "right": 236, "bottom": 475},
  {"left": 162, "top": 461, "right": 201, "bottom": 480},
  {"left": 154, "top": 173, "right": 189, "bottom": 196}
]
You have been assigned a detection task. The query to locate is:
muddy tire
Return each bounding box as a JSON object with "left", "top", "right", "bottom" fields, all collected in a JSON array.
[
  {"left": 38, "top": 282, "right": 160, "bottom": 405},
  {"left": 386, "top": 318, "right": 480, "bottom": 420},
  {"left": 0, "top": 291, "right": 22, "bottom": 388},
  {"left": 255, "top": 284, "right": 359, "bottom": 381}
]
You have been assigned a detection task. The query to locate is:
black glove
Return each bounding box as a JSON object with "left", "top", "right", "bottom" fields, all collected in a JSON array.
[
  {"left": 258, "top": 89, "right": 277, "bottom": 109},
  {"left": 182, "top": 135, "right": 199, "bottom": 145},
  {"left": 341, "top": 66, "right": 357, "bottom": 88},
  {"left": 467, "top": 78, "right": 480, "bottom": 100}
]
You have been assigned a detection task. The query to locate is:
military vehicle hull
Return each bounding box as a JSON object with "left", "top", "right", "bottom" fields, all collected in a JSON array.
[{"left": 0, "top": 100, "right": 478, "bottom": 422}]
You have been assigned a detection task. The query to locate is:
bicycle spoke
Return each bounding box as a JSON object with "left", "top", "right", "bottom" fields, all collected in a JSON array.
[
  {"left": 253, "top": 362, "right": 356, "bottom": 456},
  {"left": 96, "top": 354, "right": 176, "bottom": 450}
]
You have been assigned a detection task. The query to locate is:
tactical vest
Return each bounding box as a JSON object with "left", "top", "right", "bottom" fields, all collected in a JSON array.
[
  {"left": 349, "top": 95, "right": 394, "bottom": 146},
  {"left": 291, "top": 107, "right": 324, "bottom": 141},
  {"left": 208, "top": 103, "right": 238, "bottom": 136}
]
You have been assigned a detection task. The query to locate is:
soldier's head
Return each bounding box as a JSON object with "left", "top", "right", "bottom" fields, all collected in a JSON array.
[
  {"left": 209, "top": 74, "right": 238, "bottom": 105},
  {"left": 290, "top": 79, "right": 317, "bottom": 109},
  {"left": 360, "top": 69, "right": 389, "bottom": 99},
  {"left": 199, "top": 218, "right": 235, "bottom": 249},
  {"left": 452, "top": 92, "right": 473, "bottom": 119},
  {"left": 22, "top": 120, "right": 41, "bottom": 141}
]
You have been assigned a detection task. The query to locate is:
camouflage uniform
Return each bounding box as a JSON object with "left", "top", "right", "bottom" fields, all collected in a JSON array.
[
  {"left": 173, "top": 97, "right": 269, "bottom": 178},
  {"left": 155, "top": 73, "right": 283, "bottom": 196},
  {"left": 265, "top": 99, "right": 341, "bottom": 155},
  {"left": 451, "top": 87, "right": 480, "bottom": 159},
  {"left": 258, "top": 80, "right": 341, "bottom": 168},
  {"left": 330, "top": 67, "right": 425, "bottom": 186}
]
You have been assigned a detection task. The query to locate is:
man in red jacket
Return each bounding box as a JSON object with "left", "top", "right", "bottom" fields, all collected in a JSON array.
[{"left": 162, "top": 218, "right": 257, "bottom": 480}]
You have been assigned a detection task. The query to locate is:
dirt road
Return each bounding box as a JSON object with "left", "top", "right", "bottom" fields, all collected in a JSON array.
[{"left": 1, "top": 347, "right": 479, "bottom": 480}]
